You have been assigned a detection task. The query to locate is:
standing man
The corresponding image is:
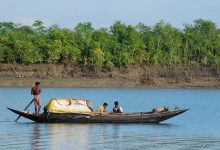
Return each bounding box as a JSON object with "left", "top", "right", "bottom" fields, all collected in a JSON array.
[{"left": 31, "top": 82, "right": 42, "bottom": 115}]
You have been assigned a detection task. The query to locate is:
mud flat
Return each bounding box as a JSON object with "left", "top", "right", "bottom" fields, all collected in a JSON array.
[{"left": 0, "top": 63, "right": 219, "bottom": 88}]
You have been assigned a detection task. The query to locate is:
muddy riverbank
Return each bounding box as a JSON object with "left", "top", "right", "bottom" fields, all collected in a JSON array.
[{"left": 0, "top": 63, "right": 219, "bottom": 88}]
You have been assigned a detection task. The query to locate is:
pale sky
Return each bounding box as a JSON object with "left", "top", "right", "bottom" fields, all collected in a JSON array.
[{"left": 0, "top": 0, "right": 220, "bottom": 29}]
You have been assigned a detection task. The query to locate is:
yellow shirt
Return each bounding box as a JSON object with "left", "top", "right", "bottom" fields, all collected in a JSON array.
[{"left": 97, "top": 105, "right": 105, "bottom": 113}]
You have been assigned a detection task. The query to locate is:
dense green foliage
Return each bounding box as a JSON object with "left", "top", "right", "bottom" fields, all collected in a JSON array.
[{"left": 0, "top": 19, "right": 220, "bottom": 67}]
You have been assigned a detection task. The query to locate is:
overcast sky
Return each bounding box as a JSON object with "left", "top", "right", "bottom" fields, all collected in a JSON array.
[{"left": 0, "top": 0, "right": 220, "bottom": 29}]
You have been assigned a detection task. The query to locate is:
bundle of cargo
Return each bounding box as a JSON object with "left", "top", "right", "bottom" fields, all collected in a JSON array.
[
  {"left": 43, "top": 98, "right": 93, "bottom": 113},
  {"left": 152, "top": 106, "right": 169, "bottom": 113}
]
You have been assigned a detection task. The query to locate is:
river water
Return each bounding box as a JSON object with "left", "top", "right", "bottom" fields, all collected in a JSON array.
[{"left": 0, "top": 87, "right": 220, "bottom": 150}]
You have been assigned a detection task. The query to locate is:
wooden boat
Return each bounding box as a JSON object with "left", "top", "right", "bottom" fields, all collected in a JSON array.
[{"left": 7, "top": 107, "right": 188, "bottom": 123}]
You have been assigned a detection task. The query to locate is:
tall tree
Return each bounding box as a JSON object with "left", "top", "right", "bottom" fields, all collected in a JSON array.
[{"left": 74, "top": 22, "right": 94, "bottom": 65}]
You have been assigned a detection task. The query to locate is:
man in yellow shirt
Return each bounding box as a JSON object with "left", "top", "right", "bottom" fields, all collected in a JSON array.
[{"left": 97, "top": 103, "right": 108, "bottom": 113}]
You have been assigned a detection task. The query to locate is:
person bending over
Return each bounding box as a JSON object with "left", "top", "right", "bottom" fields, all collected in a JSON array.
[{"left": 97, "top": 103, "right": 108, "bottom": 113}]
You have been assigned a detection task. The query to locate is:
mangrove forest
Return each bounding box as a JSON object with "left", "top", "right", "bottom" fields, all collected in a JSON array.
[{"left": 0, "top": 19, "right": 220, "bottom": 68}]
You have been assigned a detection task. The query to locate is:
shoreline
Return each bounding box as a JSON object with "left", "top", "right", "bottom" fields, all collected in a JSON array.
[{"left": 0, "top": 77, "right": 219, "bottom": 89}]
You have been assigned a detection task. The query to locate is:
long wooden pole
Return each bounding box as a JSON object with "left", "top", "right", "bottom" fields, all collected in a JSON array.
[{"left": 15, "top": 99, "right": 34, "bottom": 122}]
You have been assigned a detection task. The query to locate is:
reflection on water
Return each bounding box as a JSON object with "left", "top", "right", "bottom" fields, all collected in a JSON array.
[
  {"left": 113, "top": 125, "right": 120, "bottom": 139},
  {"left": 0, "top": 122, "right": 220, "bottom": 150},
  {"left": 1, "top": 88, "right": 220, "bottom": 149},
  {"left": 32, "top": 124, "right": 41, "bottom": 150},
  {"left": 47, "top": 124, "right": 92, "bottom": 149},
  {"left": 19, "top": 123, "right": 219, "bottom": 150}
]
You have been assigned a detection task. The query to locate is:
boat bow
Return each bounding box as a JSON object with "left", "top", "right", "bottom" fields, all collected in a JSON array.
[{"left": 7, "top": 107, "right": 46, "bottom": 122}]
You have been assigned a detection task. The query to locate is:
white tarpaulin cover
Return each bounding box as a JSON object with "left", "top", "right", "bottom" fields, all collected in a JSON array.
[{"left": 44, "top": 98, "right": 93, "bottom": 113}]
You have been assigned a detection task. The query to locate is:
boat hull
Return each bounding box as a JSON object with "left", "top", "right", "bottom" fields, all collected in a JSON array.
[{"left": 7, "top": 107, "right": 188, "bottom": 123}]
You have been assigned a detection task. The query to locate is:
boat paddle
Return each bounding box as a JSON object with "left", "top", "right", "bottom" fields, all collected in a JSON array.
[{"left": 15, "top": 98, "right": 34, "bottom": 122}]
